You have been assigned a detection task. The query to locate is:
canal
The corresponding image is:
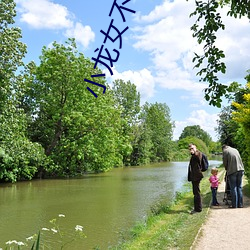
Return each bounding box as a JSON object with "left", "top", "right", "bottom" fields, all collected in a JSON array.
[{"left": 0, "top": 160, "right": 221, "bottom": 249}]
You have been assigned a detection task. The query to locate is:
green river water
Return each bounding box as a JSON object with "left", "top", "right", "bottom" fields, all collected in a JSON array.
[{"left": 0, "top": 160, "right": 221, "bottom": 249}]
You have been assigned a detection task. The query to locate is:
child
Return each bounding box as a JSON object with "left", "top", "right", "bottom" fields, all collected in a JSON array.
[{"left": 209, "top": 168, "right": 220, "bottom": 206}]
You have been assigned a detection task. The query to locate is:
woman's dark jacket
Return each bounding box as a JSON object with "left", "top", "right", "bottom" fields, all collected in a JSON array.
[{"left": 188, "top": 150, "right": 204, "bottom": 182}]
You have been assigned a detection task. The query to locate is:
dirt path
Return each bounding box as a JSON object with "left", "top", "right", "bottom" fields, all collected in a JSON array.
[{"left": 192, "top": 173, "right": 250, "bottom": 250}]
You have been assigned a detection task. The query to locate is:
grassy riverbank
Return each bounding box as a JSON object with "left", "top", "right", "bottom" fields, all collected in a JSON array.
[{"left": 111, "top": 169, "right": 225, "bottom": 250}]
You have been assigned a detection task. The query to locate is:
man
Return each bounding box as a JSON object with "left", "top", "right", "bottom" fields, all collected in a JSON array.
[
  {"left": 188, "top": 143, "right": 204, "bottom": 214},
  {"left": 222, "top": 144, "right": 244, "bottom": 208}
]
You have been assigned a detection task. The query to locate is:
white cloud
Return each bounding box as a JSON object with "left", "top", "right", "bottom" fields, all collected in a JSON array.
[
  {"left": 16, "top": 0, "right": 95, "bottom": 48},
  {"left": 16, "top": 0, "right": 73, "bottom": 29},
  {"left": 65, "top": 22, "right": 95, "bottom": 48},
  {"left": 132, "top": 0, "right": 250, "bottom": 96},
  {"left": 104, "top": 67, "right": 155, "bottom": 103},
  {"left": 214, "top": 7, "right": 250, "bottom": 81},
  {"left": 173, "top": 110, "right": 219, "bottom": 141},
  {"left": 132, "top": 0, "right": 204, "bottom": 96}
]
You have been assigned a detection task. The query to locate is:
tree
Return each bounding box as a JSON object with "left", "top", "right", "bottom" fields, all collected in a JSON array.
[
  {"left": 0, "top": 0, "right": 27, "bottom": 109},
  {"left": 231, "top": 80, "right": 250, "bottom": 176},
  {"left": 140, "top": 102, "right": 174, "bottom": 162},
  {"left": 112, "top": 79, "right": 140, "bottom": 124},
  {"left": 178, "top": 136, "right": 209, "bottom": 156},
  {"left": 179, "top": 125, "right": 212, "bottom": 146},
  {"left": 216, "top": 72, "right": 250, "bottom": 149},
  {"left": 112, "top": 79, "right": 141, "bottom": 165},
  {"left": 0, "top": 0, "right": 47, "bottom": 182},
  {"left": 190, "top": 0, "right": 250, "bottom": 107},
  {"left": 24, "top": 39, "right": 128, "bottom": 175},
  {"left": 216, "top": 106, "right": 240, "bottom": 147}
]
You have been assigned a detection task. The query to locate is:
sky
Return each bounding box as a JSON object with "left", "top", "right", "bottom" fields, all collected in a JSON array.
[{"left": 13, "top": 0, "right": 250, "bottom": 141}]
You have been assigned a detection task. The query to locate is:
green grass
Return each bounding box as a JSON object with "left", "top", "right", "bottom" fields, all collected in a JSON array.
[{"left": 111, "top": 170, "right": 225, "bottom": 250}]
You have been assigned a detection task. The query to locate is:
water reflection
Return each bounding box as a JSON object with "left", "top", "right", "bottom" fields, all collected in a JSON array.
[{"left": 0, "top": 160, "right": 221, "bottom": 249}]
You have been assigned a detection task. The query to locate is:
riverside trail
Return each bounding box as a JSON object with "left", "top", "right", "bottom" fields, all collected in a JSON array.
[{"left": 192, "top": 172, "right": 250, "bottom": 250}]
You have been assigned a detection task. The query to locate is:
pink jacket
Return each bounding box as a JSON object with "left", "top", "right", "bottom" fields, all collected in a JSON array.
[{"left": 209, "top": 175, "right": 219, "bottom": 188}]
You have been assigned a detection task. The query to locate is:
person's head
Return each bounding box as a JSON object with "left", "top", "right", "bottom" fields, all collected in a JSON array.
[
  {"left": 188, "top": 143, "right": 197, "bottom": 155},
  {"left": 211, "top": 167, "right": 218, "bottom": 176}
]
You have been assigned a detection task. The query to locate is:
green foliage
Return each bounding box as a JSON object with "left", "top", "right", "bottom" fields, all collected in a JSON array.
[
  {"left": 112, "top": 79, "right": 141, "bottom": 166},
  {"left": 23, "top": 39, "right": 127, "bottom": 175},
  {"left": 215, "top": 72, "right": 250, "bottom": 177},
  {"left": 112, "top": 79, "right": 140, "bottom": 123},
  {"left": 0, "top": 0, "right": 27, "bottom": 108},
  {"left": 230, "top": 78, "right": 250, "bottom": 177},
  {"left": 140, "top": 102, "right": 174, "bottom": 162},
  {"left": 190, "top": 0, "right": 250, "bottom": 107},
  {"left": 178, "top": 136, "right": 209, "bottom": 156},
  {"left": 129, "top": 123, "right": 153, "bottom": 165},
  {"left": 209, "top": 141, "right": 222, "bottom": 154},
  {"left": 216, "top": 106, "right": 240, "bottom": 147},
  {"left": 179, "top": 125, "right": 212, "bottom": 146},
  {"left": 0, "top": 0, "right": 48, "bottom": 182},
  {"left": 221, "top": 0, "right": 250, "bottom": 19}
]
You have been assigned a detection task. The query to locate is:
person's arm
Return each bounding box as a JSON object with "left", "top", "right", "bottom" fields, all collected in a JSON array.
[{"left": 222, "top": 152, "right": 228, "bottom": 171}]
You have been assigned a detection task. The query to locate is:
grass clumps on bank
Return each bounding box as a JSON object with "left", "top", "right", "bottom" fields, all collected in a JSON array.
[{"left": 112, "top": 171, "right": 224, "bottom": 250}]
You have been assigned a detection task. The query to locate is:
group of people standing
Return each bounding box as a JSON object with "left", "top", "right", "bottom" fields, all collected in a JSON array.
[{"left": 188, "top": 143, "right": 244, "bottom": 214}]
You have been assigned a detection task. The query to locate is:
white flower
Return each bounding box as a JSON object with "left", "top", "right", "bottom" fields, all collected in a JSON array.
[
  {"left": 26, "top": 236, "right": 34, "bottom": 241},
  {"left": 58, "top": 214, "right": 65, "bottom": 217},
  {"left": 17, "top": 242, "right": 25, "bottom": 246},
  {"left": 42, "top": 228, "right": 50, "bottom": 231},
  {"left": 51, "top": 228, "right": 58, "bottom": 233},
  {"left": 5, "top": 240, "right": 24, "bottom": 246},
  {"left": 75, "top": 225, "right": 83, "bottom": 232},
  {"left": 6, "top": 240, "right": 17, "bottom": 245}
]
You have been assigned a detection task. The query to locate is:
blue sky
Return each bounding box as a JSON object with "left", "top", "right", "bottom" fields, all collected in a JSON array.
[{"left": 14, "top": 0, "right": 250, "bottom": 141}]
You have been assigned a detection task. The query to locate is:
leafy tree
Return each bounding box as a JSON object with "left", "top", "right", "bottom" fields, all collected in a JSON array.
[
  {"left": 216, "top": 106, "right": 239, "bottom": 147},
  {"left": 112, "top": 79, "right": 140, "bottom": 165},
  {"left": 112, "top": 79, "right": 140, "bottom": 123},
  {"left": 179, "top": 125, "right": 212, "bottom": 146},
  {"left": 190, "top": 0, "right": 250, "bottom": 107},
  {"left": 209, "top": 141, "right": 222, "bottom": 155},
  {"left": 0, "top": 0, "right": 47, "bottom": 182},
  {"left": 140, "top": 102, "right": 174, "bottom": 162},
  {"left": 24, "top": 39, "right": 127, "bottom": 175},
  {"left": 178, "top": 136, "right": 209, "bottom": 156},
  {"left": 216, "top": 72, "right": 250, "bottom": 150},
  {"left": 0, "top": 0, "right": 27, "bottom": 109},
  {"left": 215, "top": 72, "right": 250, "bottom": 176},
  {"left": 129, "top": 122, "right": 153, "bottom": 165},
  {"left": 231, "top": 82, "right": 250, "bottom": 176}
]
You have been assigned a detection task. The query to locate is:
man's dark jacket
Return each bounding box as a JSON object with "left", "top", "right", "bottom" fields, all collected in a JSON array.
[{"left": 188, "top": 150, "right": 204, "bottom": 182}]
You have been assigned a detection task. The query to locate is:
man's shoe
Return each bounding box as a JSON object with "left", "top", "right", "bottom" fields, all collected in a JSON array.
[{"left": 190, "top": 209, "right": 201, "bottom": 214}]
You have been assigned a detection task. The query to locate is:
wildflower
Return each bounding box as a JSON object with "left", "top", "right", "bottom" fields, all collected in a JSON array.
[
  {"left": 51, "top": 228, "right": 58, "bottom": 233},
  {"left": 5, "top": 240, "right": 25, "bottom": 246},
  {"left": 17, "top": 242, "right": 25, "bottom": 246},
  {"left": 6, "top": 240, "right": 17, "bottom": 245},
  {"left": 75, "top": 225, "right": 83, "bottom": 232},
  {"left": 42, "top": 228, "right": 50, "bottom": 231},
  {"left": 26, "top": 236, "right": 34, "bottom": 241},
  {"left": 58, "top": 214, "right": 65, "bottom": 217}
]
